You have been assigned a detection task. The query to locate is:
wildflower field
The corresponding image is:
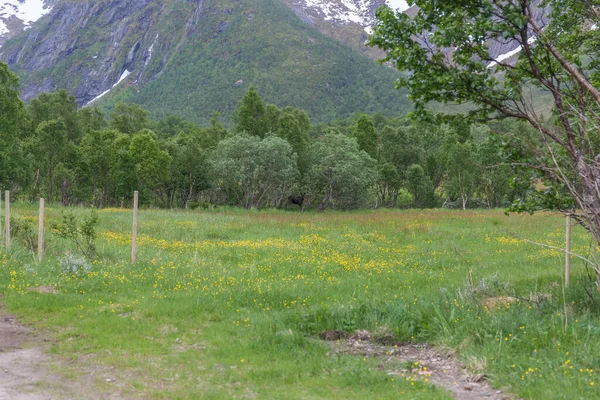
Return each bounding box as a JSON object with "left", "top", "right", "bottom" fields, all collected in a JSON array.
[{"left": 1, "top": 206, "right": 599, "bottom": 399}]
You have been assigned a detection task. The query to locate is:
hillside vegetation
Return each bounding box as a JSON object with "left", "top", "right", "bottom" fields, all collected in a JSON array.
[
  {"left": 1, "top": 0, "right": 411, "bottom": 124},
  {"left": 0, "top": 61, "right": 531, "bottom": 212},
  {"left": 130, "top": 0, "right": 410, "bottom": 123}
]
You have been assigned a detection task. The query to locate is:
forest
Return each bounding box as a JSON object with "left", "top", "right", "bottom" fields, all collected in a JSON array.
[{"left": 1, "top": 62, "right": 537, "bottom": 211}]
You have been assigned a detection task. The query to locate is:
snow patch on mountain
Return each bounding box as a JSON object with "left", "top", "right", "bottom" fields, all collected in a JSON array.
[
  {"left": 143, "top": 34, "right": 159, "bottom": 70},
  {"left": 0, "top": 0, "right": 51, "bottom": 37},
  {"left": 487, "top": 37, "right": 538, "bottom": 69},
  {"left": 300, "top": 0, "right": 409, "bottom": 33},
  {"left": 386, "top": 0, "right": 409, "bottom": 12},
  {"left": 86, "top": 69, "right": 131, "bottom": 106}
]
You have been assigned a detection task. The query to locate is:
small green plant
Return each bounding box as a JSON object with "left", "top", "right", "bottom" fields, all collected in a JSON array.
[
  {"left": 205, "top": 231, "right": 230, "bottom": 241},
  {"left": 189, "top": 201, "right": 213, "bottom": 210},
  {"left": 11, "top": 216, "right": 37, "bottom": 253},
  {"left": 52, "top": 210, "right": 99, "bottom": 258}
]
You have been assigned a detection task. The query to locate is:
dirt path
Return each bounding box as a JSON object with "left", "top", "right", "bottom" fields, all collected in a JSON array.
[
  {"left": 0, "top": 304, "right": 122, "bottom": 400},
  {"left": 323, "top": 330, "right": 517, "bottom": 400},
  {"left": 1, "top": 300, "right": 514, "bottom": 399}
]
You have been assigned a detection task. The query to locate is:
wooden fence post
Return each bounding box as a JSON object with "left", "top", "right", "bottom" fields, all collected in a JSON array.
[
  {"left": 132, "top": 191, "right": 139, "bottom": 264},
  {"left": 565, "top": 214, "right": 572, "bottom": 288},
  {"left": 0, "top": 191, "right": 3, "bottom": 247},
  {"left": 594, "top": 241, "right": 600, "bottom": 290},
  {"left": 5, "top": 191, "right": 9, "bottom": 250},
  {"left": 38, "top": 198, "right": 44, "bottom": 263}
]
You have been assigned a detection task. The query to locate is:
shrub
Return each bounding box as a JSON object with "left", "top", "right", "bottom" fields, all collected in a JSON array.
[
  {"left": 11, "top": 216, "right": 37, "bottom": 253},
  {"left": 52, "top": 210, "right": 99, "bottom": 258}
]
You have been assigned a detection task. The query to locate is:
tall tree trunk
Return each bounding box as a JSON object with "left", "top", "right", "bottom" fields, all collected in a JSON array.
[
  {"left": 101, "top": 182, "right": 108, "bottom": 208},
  {"left": 318, "top": 183, "right": 333, "bottom": 212},
  {"left": 32, "top": 168, "right": 40, "bottom": 202},
  {"left": 185, "top": 173, "right": 194, "bottom": 209},
  {"left": 61, "top": 177, "right": 69, "bottom": 206},
  {"left": 392, "top": 189, "right": 399, "bottom": 208},
  {"left": 48, "top": 167, "right": 53, "bottom": 204}
]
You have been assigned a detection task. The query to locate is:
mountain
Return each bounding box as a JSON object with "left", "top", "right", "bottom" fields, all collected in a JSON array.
[
  {"left": 280, "top": 0, "right": 409, "bottom": 57},
  {"left": 0, "top": 0, "right": 413, "bottom": 124},
  {"left": 0, "top": 0, "right": 55, "bottom": 46}
]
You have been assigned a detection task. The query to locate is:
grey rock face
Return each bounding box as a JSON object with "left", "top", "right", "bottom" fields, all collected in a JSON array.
[
  {"left": 0, "top": 0, "right": 550, "bottom": 107},
  {"left": 281, "top": 0, "right": 549, "bottom": 62},
  {"left": 0, "top": 0, "right": 57, "bottom": 46},
  {"left": 0, "top": 0, "right": 204, "bottom": 106}
]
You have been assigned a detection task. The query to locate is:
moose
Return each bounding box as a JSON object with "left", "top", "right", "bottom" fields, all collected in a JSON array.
[{"left": 288, "top": 193, "right": 305, "bottom": 208}]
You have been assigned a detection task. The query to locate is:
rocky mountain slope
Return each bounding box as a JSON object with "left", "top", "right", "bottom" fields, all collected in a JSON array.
[
  {"left": 281, "top": 0, "right": 408, "bottom": 56},
  {"left": 0, "top": 0, "right": 415, "bottom": 124},
  {"left": 0, "top": 0, "right": 548, "bottom": 124},
  {"left": 0, "top": 0, "right": 55, "bottom": 46},
  {"left": 0, "top": 0, "right": 408, "bottom": 56}
]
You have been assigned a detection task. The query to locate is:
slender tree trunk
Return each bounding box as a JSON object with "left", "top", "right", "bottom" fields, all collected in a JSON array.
[
  {"left": 318, "top": 183, "right": 333, "bottom": 212},
  {"left": 245, "top": 190, "right": 251, "bottom": 209},
  {"left": 185, "top": 173, "right": 194, "bottom": 209},
  {"left": 101, "top": 182, "right": 108, "bottom": 208},
  {"left": 255, "top": 187, "right": 268, "bottom": 209},
  {"left": 92, "top": 172, "right": 99, "bottom": 207},
  {"left": 392, "top": 189, "right": 399, "bottom": 208},
  {"left": 61, "top": 177, "right": 69, "bottom": 206},
  {"left": 48, "top": 167, "right": 54, "bottom": 204},
  {"left": 318, "top": 196, "right": 328, "bottom": 212}
]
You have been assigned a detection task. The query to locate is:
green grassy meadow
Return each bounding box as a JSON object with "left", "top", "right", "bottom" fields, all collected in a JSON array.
[{"left": 1, "top": 206, "right": 600, "bottom": 399}]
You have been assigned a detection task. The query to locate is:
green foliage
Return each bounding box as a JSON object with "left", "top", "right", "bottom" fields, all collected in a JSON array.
[
  {"left": 0, "top": 61, "right": 27, "bottom": 190},
  {"left": 234, "top": 86, "right": 268, "bottom": 138},
  {"left": 110, "top": 134, "right": 137, "bottom": 203},
  {"left": 29, "top": 119, "right": 73, "bottom": 204},
  {"left": 211, "top": 133, "right": 299, "bottom": 208},
  {"left": 129, "top": 130, "right": 172, "bottom": 201},
  {"left": 77, "top": 106, "right": 108, "bottom": 135},
  {"left": 276, "top": 108, "right": 310, "bottom": 154},
  {"left": 369, "top": 0, "right": 600, "bottom": 242},
  {"left": 29, "top": 90, "right": 80, "bottom": 142},
  {"left": 51, "top": 210, "right": 99, "bottom": 259},
  {"left": 405, "top": 164, "right": 435, "bottom": 208},
  {"left": 376, "top": 162, "right": 402, "bottom": 208},
  {"left": 379, "top": 125, "right": 421, "bottom": 182},
  {"left": 444, "top": 135, "right": 479, "bottom": 210},
  {"left": 120, "top": 0, "right": 412, "bottom": 124},
  {"left": 167, "top": 132, "right": 211, "bottom": 208},
  {"left": 307, "top": 132, "right": 378, "bottom": 210},
  {"left": 354, "top": 115, "right": 378, "bottom": 160},
  {"left": 78, "top": 129, "right": 119, "bottom": 207},
  {"left": 476, "top": 132, "right": 512, "bottom": 208},
  {"left": 0, "top": 61, "right": 535, "bottom": 211},
  {"left": 10, "top": 216, "right": 37, "bottom": 253},
  {"left": 203, "top": 111, "right": 229, "bottom": 148},
  {"left": 110, "top": 102, "right": 148, "bottom": 135}
]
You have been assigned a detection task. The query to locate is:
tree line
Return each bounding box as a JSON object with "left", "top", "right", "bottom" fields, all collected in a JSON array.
[{"left": 1, "top": 62, "right": 532, "bottom": 210}]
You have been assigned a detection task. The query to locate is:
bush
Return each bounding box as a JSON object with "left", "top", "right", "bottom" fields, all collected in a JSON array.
[
  {"left": 11, "top": 216, "right": 37, "bottom": 252},
  {"left": 443, "top": 198, "right": 489, "bottom": 209},
  {"left": 189, "top": 201, "right": 213, "bottom": 210},
  {"left": 52, "top": 210, "right": 99, "bottom": 258},
  {"left": 395, "top": 189, "right": 414, "bottom": 209}
]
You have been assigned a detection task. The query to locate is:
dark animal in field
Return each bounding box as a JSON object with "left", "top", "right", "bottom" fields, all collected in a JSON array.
[{"left": 288, "top": 193, "right": 305, "bottom": 208}]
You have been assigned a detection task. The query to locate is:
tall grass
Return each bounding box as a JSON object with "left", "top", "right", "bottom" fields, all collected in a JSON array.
[{"left": 0, "top": 206, "right": 598, "bottom": 399}]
